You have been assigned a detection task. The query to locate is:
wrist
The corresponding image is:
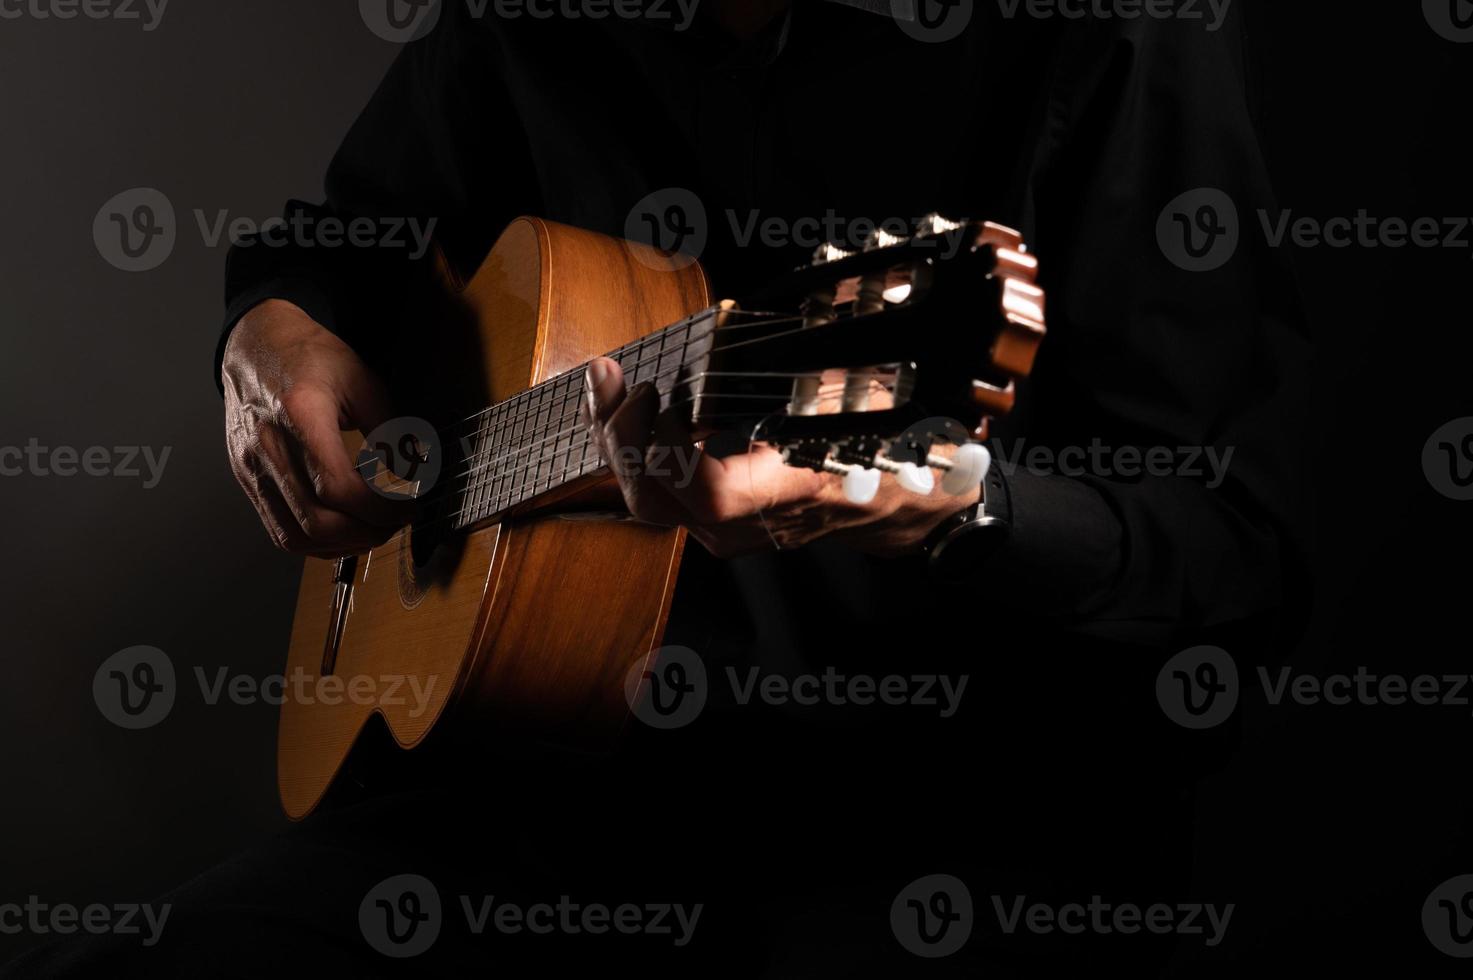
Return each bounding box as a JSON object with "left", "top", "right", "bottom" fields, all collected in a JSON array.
[{"left": 924, "top": 454, "right": 1014, "bottom": 582}]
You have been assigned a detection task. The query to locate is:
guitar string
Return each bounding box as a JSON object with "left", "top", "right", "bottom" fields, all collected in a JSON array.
[
  {"left": 424, "top": 369, "right": 899, "bottom": 493},
  {"left": 355, "top": 302, "right": 889, "bottom": 488},
  {"left": 425, "top": 307, "right": 810, "bottom": 439},
  {"left": 354, "top": 386, "right": 879, "bottom": 570},
  {"left": 369, "top": 371, "right": 900, "bottom": 508},
  {"left": 336, "top": 301, "right": 911, "bottom": 553},
  {"left": 362, "top": 380, "right": 889, "bottom": 557},
  {"left": 360, "top": 376, "right": 898, "bottom": 544}
]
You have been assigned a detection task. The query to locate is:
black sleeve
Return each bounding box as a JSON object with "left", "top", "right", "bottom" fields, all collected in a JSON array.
[
  {"left": 973, "top": 10, "right": 1312, "bottom": 648},
  {"left": 216, "top": 9, "right": 541, "bottom": 390}
]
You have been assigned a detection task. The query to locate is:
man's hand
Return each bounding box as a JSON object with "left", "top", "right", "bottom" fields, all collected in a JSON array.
[
  {"left": 222, "top": 300, "right": 411, "bottom": 556},
  {"left": 581, "top": 357, "right": 979, "bottom": 559}
]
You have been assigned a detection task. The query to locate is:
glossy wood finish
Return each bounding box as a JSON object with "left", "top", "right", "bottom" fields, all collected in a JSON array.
[{"left": 278, "top": 218, "right": 708, "bottom": 819}]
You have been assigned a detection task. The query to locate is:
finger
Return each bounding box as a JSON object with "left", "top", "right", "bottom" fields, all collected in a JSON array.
[
  {"left": 596, "top": 379, "right": 687, "bottom": 526},
  {"left": 278, "top": 384, "right": 414, "bottom": 528},
  {"left": 647, "top": 411, "right": 827, "bottom": 525},
  {"left": 229, "top": 444, "right": 305, "bottom": 552},
  {"left": 231, "top": 445, "right": 347, "bottom": 555},
  {"left": 256, "top": 421, "right": 396, "bottom": 553}
]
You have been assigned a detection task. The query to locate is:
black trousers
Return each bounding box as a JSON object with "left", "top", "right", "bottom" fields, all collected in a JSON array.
[{"left": 2, "top": 744, "right": 1198, "bottom": 979}]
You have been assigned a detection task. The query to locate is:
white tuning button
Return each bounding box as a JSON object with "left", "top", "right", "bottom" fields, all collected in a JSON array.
[
  {"left": 941, "top": 442, "right": 992, "bottom": 496},
  {"left": 842, "top": 466, "right": 882, "bottom": 505},
  {"left": 897, "top": 462, "right": 935, "bottom": 495}
]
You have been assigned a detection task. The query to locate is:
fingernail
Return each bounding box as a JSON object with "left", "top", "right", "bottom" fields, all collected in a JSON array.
[
  {"left": 586, "top": 358, "right": 609, "bottom": 391},
  {"left": 585, "top": 359, "right": 608, "bottom": 417}
]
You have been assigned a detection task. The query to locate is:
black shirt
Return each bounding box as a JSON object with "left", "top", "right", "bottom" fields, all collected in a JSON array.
[{"left": 217, "top": 0, "right": 1309, "bottom": 895}]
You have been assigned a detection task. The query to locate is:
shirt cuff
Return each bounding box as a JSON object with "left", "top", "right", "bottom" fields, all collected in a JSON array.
[{"left": 965, "top": 466, "right": 1126, "bottom": 619}]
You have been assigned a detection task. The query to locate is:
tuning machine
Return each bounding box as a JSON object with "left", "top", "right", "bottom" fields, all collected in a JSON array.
[{"left": 818, "top": 441, "right": 993, "bottom": 504}]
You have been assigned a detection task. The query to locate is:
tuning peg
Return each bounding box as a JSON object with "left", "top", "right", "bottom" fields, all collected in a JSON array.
[
  {"left": 811, "top": 242, "right": 855, "bottom": 266},
  {"left": 875, "top": 456, "right": 935, "bottom": 495},
  {"left": 897, "top": 462, "right": 934, "bottom": 495},
  {"left": 822, "top": 458, "right": 883, "bottom": 504},
  {"left": 863, "top": 228, "right": 907, "bottom": 251},
  {"left": 916, "top": 212, "right": 965, "bottom": 237},
  {"left": 937, "top": 443, "right": 992, "bottom": 496},
  {"left": 842, "top": 466, "right": 882, "bottom": 504}
]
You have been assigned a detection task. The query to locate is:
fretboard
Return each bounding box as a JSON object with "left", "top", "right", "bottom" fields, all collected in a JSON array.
[{"left": 449, "top": 307, "right": 717, "bottom": 529}]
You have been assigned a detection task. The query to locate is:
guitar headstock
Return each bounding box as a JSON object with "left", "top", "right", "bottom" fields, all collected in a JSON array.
[{"left": 680, "top": 213, "right": 1045, "bottom": 501}]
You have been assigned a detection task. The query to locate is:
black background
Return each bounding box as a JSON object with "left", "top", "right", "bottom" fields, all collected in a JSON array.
[{"left": 0, "top": 0, "right": 1469, "bottom": 971}]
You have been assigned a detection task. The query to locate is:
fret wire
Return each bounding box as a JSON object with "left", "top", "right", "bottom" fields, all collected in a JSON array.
[
  {"left": 490, "top": 396, "right": 512, "bottom": 520},
  {"left": 470, "top": 407, "right": 489, "bottom": 526},
  {"left": 455, "top": 312, "right": 713, "bottom": 483},
  {"left": 454, "top": 310, "right": 721, "bottom": 526}
]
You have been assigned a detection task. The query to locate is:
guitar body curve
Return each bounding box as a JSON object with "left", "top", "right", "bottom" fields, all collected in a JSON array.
[{"left": 277, "top": 218, "right": 706, "bottom": 819}]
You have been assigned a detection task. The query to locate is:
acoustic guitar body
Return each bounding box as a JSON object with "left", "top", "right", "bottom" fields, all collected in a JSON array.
[{"left": 277, "top": 218, "right": 706, "bottom": 819}]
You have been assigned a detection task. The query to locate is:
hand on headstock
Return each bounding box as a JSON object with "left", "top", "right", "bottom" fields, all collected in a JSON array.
[
  {"left": 581, "top": 356, "right": 983, "bottom": 558},
  {"left": 583, "top": 212, "right": 1040, "bottom": 559}
]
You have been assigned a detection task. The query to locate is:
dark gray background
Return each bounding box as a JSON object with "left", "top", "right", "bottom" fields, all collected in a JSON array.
[
  {"left": 0, "top": 0, "right": 397, "bottom": 961},
  {"left": 1, "top": 0, "right": 1470, "bottom": 971}
]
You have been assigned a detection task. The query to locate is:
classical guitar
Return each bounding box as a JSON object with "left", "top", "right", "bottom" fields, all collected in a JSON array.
[{"left": 277, "top": 214, "right": 1046, "bottom": 818}]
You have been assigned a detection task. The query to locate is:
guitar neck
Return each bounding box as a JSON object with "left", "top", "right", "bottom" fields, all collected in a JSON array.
[{"left": 447, "top": 307, "right": 719, "bottom": 530}]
